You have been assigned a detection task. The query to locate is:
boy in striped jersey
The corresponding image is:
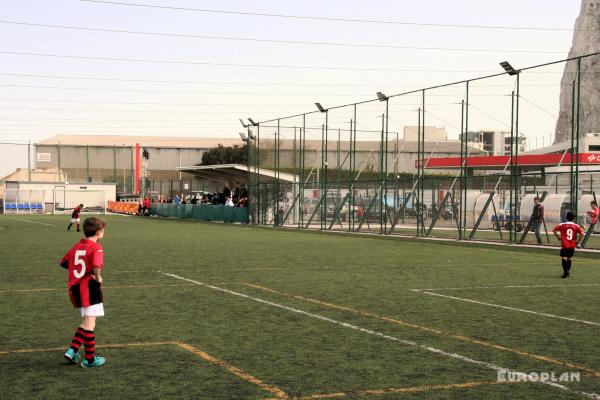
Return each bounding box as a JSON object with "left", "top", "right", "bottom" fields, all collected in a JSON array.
[
  {"left": 67, "top": 204, "right": 84, "bottom": 232},
  {"left": 60, "top": 217, "right": 107, "bottom": 368}
]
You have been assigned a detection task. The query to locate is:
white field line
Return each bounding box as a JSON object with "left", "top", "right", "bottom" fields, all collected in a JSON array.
[
  {"left": 415, "top": 291, "right": 600, "bottom": 327},
  {"left": 412, "top": 284, "right": 600, "bottom": 291},
  {"left": 5, "top": 217, "right": 55, "bottom": 226},
  {"left": 159, "top": 271, "right": 600, "bottom": 400}
]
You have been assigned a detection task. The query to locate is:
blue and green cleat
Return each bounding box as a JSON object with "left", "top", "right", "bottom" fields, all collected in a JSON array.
[
  {"left": 81, "top": 356, "right": 106, "bottom": 368},
  {"left": 63, "top": 348, "right": 81, "bottom": 364}
]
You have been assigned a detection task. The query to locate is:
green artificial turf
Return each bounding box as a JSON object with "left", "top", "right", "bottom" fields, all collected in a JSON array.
[{"left": 0, "top": 214, "right": 599, "bottom": 399}]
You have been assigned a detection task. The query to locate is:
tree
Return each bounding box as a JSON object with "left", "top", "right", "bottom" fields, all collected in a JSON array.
[{"left": 199, "top": 144, "right": 248, "bottom": 166}]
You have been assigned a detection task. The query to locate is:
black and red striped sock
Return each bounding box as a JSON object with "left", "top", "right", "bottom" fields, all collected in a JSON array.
[
  {"left": 82, "top": 329, "right": 96, "bottom": 362},
  {"left": 69, "top": 327, "right": 85, "bottom": 352}
]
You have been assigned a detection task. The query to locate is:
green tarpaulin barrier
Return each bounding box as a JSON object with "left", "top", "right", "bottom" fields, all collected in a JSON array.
[{"left": 151, "top": 204, "right": 249, "bottom": 224}]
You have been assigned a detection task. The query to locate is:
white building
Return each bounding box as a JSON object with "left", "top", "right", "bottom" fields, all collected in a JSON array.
[{"left": 462, "top": 130, "right": 527, "bottom": 156}]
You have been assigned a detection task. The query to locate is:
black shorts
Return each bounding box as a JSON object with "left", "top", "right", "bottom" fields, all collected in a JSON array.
[{"left": 560, "top": 248, "right": 575, "bottom": 258}]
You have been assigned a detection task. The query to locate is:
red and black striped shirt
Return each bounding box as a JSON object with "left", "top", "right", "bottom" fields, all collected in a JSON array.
[{"left": 60, "top": 239, "right": 104, "bottom": 308}]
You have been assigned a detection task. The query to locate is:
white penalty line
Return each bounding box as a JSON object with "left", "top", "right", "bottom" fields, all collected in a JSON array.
[
  {"left": 414, "top": 290, "right": 600, "bottom": 327},
  {"left": 5, "top": 217, "right": 55, "bottom": 227},
  {"left": 159, "top": 271, "right": 600, "bottom": 400},
  {"left": 412, "top": 284, "right": 600, "bottom": 291}
]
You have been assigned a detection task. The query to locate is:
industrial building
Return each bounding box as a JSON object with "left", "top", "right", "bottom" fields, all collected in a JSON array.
[{"left": 32, "top": 135, "right": 243, "bottom": 193}]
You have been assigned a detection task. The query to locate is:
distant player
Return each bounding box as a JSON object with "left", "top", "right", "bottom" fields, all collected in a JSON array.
[
  {"left": 67, "top": 204, "right": 84, "bottom": 232},
  {"left": 552, "top": 211, "right": 584, "bottom": 279},
  {"left": 60, "top": 217, "right": 107, "bottom": 368}
]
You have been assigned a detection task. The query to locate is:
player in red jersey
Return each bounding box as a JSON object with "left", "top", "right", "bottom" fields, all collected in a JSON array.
[
  {"left": 67, "top": 204, "right": 84, "bottom": 232},
  {"left": 552, "top": 211, "right": 584, "bottom": 279},
  {"left": 60, "top": 217, "right": 107, "bottom": 368}
]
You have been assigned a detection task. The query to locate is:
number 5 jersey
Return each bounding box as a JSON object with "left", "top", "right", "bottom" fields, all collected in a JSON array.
[{"left": 60, "top": 239, "right": 104, "bottom": 307}]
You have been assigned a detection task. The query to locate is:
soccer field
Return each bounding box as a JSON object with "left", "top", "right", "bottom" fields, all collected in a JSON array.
[{"left": 1, "top": 215, "right": 599, "bottom": 400}]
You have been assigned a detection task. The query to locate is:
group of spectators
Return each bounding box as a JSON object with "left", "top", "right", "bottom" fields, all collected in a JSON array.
[{"left": 153, "top": 187, "right": 249, "bottom": 208}]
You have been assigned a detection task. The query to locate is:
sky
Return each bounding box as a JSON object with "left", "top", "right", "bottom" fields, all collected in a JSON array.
[{"left": 0, "top": 0, "right": 585, "bottom": 176}]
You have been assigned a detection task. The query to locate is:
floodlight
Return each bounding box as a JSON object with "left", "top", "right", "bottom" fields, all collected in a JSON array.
[
  {"left": 315, "top": 102, "right": 326, "bottom": 112},
  {"left": 248, "top": 117, "right": 258, "bottom": 126},
  {"left": 239, "top": 118, "right": 249, "bottom": 128},
  {"left": 238, "top": 132, "right": 248, "bottom": 141},
  {"left": 376, "top": 92, "right": 388, "bottom": 101},
  {"left": 500, "top": 61, "right": 519, "bottom": 76}
]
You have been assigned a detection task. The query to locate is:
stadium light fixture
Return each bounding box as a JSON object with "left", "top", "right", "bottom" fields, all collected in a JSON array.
[
  {"left": 376, "top": 92, "right": 388, "bottom": 101},
  {"left": 248, "top": 118, "right": 258, "bottom": 126},
  {"left": 239, "top": 118, "right": 249, "bottom": 128},
  {"left": 500, "top": 61, "right": 519, "bottom": 76},
  {"left": 315, "top": 102, "right": 327, "bottom": 113},
  {"left": 239, "top": 131, "right": 248, "bottom": 141}
]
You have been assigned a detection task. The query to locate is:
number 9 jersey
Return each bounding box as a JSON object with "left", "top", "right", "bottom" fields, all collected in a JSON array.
[
  {"left": 552, "top": 222, "right": 584, "bottom": 249},
  {"left": 60, "top": 239, "right": 104, "bottom": 307}
]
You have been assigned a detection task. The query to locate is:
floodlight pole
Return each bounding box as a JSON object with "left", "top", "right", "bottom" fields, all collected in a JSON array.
[
  {"left": 379, "top": 113, "right": 385, "bottom": 233},
  {"left": 509, "top": 90, "right": 515, "bottom": 243},
  {"left": 324, "top": 110, "right": 328, "bottom": 230},
  {"left": 299, "top": 114, "right": 306, "bottom": 227},
  {"left": 514, "top": 72, "right": 521, "bottom": 244},
  {"left": 256, "top": 123, "right": 261, "bottom": 224},
  {"left": 499, "top": 61, "right": 521, "bottom": 243},
  {"left": 384, "top": 97, "right": 389, "bottom": 234},
  {"left": 316, "top": 104, "right": 328, "bottom": 229},
  {"left": 245, "top": 118, "right": 259, "bottom": 224},
  {"left": 463, "top": 82, "right": 470, "bottom": 239}
]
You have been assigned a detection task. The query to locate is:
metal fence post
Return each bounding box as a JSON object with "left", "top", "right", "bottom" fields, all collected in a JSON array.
[
  {"left": 459, "top": 98, "right": 466, "bottom": 240},
  {"left": 575, "top": 57, "right": 581, "bottom": 217}
]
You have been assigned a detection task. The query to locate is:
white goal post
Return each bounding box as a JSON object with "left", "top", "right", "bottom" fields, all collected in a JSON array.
[{"left": 52, "top": 187, "right": 106, "bottom": 215}]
